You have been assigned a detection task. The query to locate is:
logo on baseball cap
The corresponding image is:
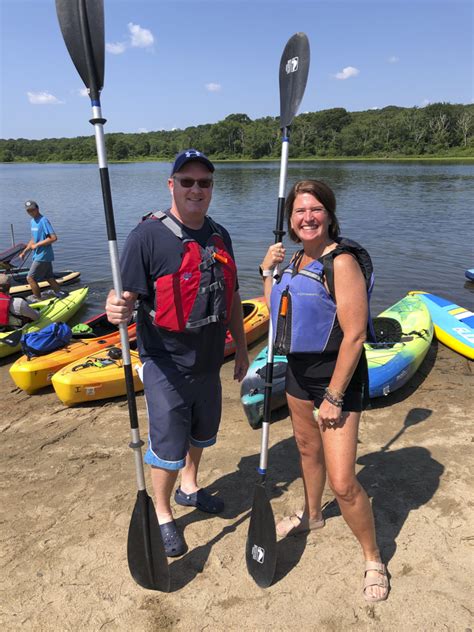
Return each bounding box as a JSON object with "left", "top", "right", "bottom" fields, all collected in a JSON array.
[{"left": 171, "top": 149, "right": 214, "bottom": 176}]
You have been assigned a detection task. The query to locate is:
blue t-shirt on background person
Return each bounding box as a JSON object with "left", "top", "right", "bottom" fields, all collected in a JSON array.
[{"left": 31, "top": 216, "right": 55, "bottom": 262}]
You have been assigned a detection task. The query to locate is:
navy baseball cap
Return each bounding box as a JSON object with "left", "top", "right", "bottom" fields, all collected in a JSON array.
[
  {"left": 25, "top": 200, "right": 39, "bottom": 210},
  {"left": 171, "top": 149, "right": 214, "bottom": 175}
]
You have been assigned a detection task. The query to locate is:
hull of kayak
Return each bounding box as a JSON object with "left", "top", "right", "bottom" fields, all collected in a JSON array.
[
  {"left": 0, "top": 287, "right": 89, "bottom": 358},
  {"left": 224, "top": 296, "right": 269, "bottom": 356},
  {"left": 9, "top": 270, "right": 81, "bottom": 297},
  {"left": 409, "top": 291, "right": 474, "bottom": 360},
  {"left": 52, "top": 344, "right": 143, "bottom": 406},
  {"left": 366, "top": 294, "right": 433, "bottom": 397},
  {"left": 9, "top": 312, "right": 136, "bottom": 393}
]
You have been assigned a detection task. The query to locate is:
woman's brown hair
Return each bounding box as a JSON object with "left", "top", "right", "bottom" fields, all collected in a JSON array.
[{"left": 285, "top": 179, "right": 340, "bottom": 242}]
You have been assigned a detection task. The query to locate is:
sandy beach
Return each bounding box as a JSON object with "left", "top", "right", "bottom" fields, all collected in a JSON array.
[{"left": 1, "top": 338, "right": 473, "bottom": 631}]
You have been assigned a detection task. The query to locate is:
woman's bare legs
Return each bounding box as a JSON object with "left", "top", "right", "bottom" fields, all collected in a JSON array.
[
  {"left": 321, "top": 411, "right": 386, "bottom": 600},
  {"left": 287, "top": 397, "right": 387, "bottom": 600},
  {"left": 287, "top": 393, "right": 326, "bottom": 522}
]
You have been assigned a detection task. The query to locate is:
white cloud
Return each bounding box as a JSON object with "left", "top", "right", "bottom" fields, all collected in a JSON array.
[
  {"left": 334, "top": 66, "right": 360, "bottom": 80},
  {"left": 206, "top": 83, "right": 222, "bottom": 92},
  {"left": 137, "top": 127, "right": 148, "bottom": 134},
  {"left": 388, "top": 56, "right": 399, "bottom": 63},
  {"left": 106, "top": 41, "right": 127, "bottom": 55},
  {"left": 27, "top": 91, "right": 63, "bottom": 105},
  {"left": 78, "top": 88, "right": 89, "bottom": 97},
  {"left": 421, "top": 99, "right": 432, "bottom": 107},
  {"left": 369, "top": 106, "right": 380, "bottom": 110},
  {"left": 128, "top": 22, "right": 154, "bottom": 48}
]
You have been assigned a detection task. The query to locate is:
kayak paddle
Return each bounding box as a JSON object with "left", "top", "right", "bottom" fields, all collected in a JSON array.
[
  {"left": 55, "top": 0, "right": 169, "bottom": 592},
  {"left": 246, "top": 32, "right": 310, "bottom": 588}
]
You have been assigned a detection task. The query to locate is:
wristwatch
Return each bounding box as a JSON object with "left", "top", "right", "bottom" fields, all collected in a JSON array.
[{"left": 259, "top": 266, "right": 274, "bottom": 278}]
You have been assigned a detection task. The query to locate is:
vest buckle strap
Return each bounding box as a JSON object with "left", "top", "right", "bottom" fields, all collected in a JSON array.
[
  {"left": 186, "top": 314, "right": 220, "bottom": 328},
  {"left": 198, "top": 280, "right": 225, "bottom": 295}
]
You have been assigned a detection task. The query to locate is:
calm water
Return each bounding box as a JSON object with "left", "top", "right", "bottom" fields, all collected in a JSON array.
[{"left": 1, "top": 161, "right": 473, "bottom": 322}]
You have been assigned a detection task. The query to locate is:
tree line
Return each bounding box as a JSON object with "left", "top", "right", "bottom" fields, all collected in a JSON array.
[{"left": 1, "top": 102, "right": 473, "bottom": 163}]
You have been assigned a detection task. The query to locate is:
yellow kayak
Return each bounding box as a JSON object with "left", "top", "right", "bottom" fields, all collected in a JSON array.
[
  {"left": 51, "top": 344, "right": 143, "bottom": 406},
  {"left": 9, "top": 313, "right": 136, "bottom": 394},
  {"left": 0, "top": 287, "right": 89, "bottom": 358}
]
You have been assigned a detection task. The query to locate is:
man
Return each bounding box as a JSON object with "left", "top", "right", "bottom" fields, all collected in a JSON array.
[
  {"left": 0, "top": 273, "right": 40, "bottom": 329},
  {"left": 19, "top": 200, "right": 65, "bottom": 299},
  {"left": 106, "top": 149, "right": 249, "bottom": 557}
]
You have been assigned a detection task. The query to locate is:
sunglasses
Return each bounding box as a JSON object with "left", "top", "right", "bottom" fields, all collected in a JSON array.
[{"left": 173, "top": 176, "right": 213, "bottom": 189}]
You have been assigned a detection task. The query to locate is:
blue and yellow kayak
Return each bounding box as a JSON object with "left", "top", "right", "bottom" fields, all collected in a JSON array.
[
  {"left": 241, "top": 294, "right": 434, "bottom": 427},
  {"left": 409, "top": 291, "right": 474, "bottom": 360}
]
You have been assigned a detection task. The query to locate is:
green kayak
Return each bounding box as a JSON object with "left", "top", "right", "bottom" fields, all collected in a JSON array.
[{"left": 0, "top": 287, "right": 89, "bottom": 358}]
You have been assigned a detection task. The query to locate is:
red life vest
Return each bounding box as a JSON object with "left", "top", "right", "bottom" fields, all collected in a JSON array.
[
  {"left": 144, "top": 211, "right": 237, "bottom": 333},
  {"left": 0, "top": 291, "right": 11, "bottom": 326}
]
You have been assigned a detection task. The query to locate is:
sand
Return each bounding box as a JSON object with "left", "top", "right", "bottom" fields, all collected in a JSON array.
[{"left": 1, "top": 340, "right": 473, "bottom": 631}]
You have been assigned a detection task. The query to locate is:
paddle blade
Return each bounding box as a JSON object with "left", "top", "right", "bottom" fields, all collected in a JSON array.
[
  {"left": 2, "top": 329, "right": 22, "bottom": 347},
  {"left": 279, "top": 32, "right": 310, "bottom": 129},
  {"left": 246, "top": 482, "right": 277, "bottom": 587},
  {"left": 55, "top": 0, "right": 104, "bottom": 97},
  {"left": 127, "top": 490, "right": 170, "bottom": 592}
]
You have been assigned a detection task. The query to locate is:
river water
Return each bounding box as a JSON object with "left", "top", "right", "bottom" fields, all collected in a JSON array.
[{"left": 1, "top": 160, "right": 473, "bottom": 321}]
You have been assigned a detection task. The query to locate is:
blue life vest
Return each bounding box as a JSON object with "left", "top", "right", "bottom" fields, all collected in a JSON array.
[{"left": 270, "top": 238, "right": 375, "bottom": 355}]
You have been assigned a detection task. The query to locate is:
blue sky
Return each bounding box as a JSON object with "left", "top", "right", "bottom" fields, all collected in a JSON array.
[{"left": 1, "top": 0, "right": 472, "bottom": 140}]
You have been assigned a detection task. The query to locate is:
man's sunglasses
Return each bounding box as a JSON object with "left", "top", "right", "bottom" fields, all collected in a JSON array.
[{"left": 173, "top": 176, "right": 213, "bottom": 189}]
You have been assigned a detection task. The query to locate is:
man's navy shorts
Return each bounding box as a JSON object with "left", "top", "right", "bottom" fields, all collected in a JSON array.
[
  {"left": 140, "top": 358, "right": 222, "bottom": 470},
  {"left": 28, "top": 260, "right": 54, "bottom": 281}
]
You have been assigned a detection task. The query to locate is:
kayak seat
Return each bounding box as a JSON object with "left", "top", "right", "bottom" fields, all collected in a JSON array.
[{"left": 371, "top": 317, "right": 403, "bottom": 347}]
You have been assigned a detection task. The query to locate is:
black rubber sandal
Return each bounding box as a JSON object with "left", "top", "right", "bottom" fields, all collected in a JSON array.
[
  {"left": 174, "top": 488, "right": 224, "bottom": 514},
  {"left": 159, "top": 520, "right": 187, "bottom": 557}
]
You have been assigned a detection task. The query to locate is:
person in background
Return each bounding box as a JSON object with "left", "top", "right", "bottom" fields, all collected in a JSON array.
[
  {"left": 19, "top": 200, "right": 66, "bottom": 300},
  {"left": 106, "top": 149, "right": 249, "bottom": 558},
  {"left": 260, "top": 179, "right": 389, "bottom": 603},
  {"left": 0, "top": 272, "right": 40, "bottom": 329}
]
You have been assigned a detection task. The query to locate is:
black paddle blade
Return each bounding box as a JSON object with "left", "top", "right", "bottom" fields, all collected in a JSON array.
[
  {"left": 246, "top": 482, "right": 277, "bottom": 587},
  {"left": 127, "top": 489, "right": 170, "bottom": 592},
  {"left": 279, "top": 32, "right": 310, "bottom": 129},
  {"left": 2, "top": 329, "right": 22, "bottom": 347},
  {"left": 55, "top": 0, "right": 104, "bottom": 99}
]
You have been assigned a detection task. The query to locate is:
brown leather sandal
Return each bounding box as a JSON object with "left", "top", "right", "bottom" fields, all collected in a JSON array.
[
  {"left": 363, "top": 561, "right": 389, "bottom": 602},
  {"left": 276, "top": 509, "right": 325, "bottom": 538}
]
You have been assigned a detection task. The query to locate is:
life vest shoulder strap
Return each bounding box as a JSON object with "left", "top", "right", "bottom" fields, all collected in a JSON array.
[
  {"left": 322, "top": 237, "right": 374, "bottom": 300},
  {"left": 142, "top": 210, "right": 224, "bottom": 244}
]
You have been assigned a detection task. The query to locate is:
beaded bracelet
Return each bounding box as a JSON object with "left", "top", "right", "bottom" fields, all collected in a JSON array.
[{"left": 324, "top": 387, "right": 344, "bottom": 408}]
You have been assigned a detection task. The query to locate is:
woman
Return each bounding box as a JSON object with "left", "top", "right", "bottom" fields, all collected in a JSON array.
[{"left": 260, "top": 180, "right": 389, "bottom": 603}]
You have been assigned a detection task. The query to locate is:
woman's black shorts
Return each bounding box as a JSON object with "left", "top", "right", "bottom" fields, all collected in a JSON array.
[{"left": 285, "top": 351, "right": 370, "bottom": 412}]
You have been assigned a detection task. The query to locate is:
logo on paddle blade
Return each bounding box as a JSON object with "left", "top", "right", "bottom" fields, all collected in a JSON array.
[
  {"left": 286, "top": 56, "right": 299, "bottom": 74},
  {"left": 251, "top": 544, "right": 265, "bottom": 564}
]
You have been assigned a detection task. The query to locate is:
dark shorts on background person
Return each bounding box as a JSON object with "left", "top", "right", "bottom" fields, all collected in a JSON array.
[
  {"left": 286, "top": 352, "right": 370, "bottom": 412},
  {"left": 140, "top": 359, "right": 222, "bottom": 470},
  {"left": 28, "top": 260, "right": 54, "bottom": 281}
]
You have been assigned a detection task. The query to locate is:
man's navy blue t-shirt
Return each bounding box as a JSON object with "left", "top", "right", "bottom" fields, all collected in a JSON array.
[{"left": 120, "top": 211, "right": 237, "bottom": 374}]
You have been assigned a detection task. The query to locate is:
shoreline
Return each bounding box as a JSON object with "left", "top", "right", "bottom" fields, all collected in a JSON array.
[
  {"left": 3, "top": 155, "right": 474, "bottom": 165},
  {"left": 1, "top": 339, "right": 472, "bottom": 630}
]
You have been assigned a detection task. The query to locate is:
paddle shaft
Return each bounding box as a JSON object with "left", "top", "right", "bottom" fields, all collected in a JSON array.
[
  {"left": 259, "top": 128, "right": 290, "bottom": 478},
  {"left": 89, "top": 105, "right": 146, "bottom": 492}
]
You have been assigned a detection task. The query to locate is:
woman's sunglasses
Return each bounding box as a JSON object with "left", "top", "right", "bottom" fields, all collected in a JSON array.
[{"left": 173, "top": 176, "right": 213, "bottom": 189}]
